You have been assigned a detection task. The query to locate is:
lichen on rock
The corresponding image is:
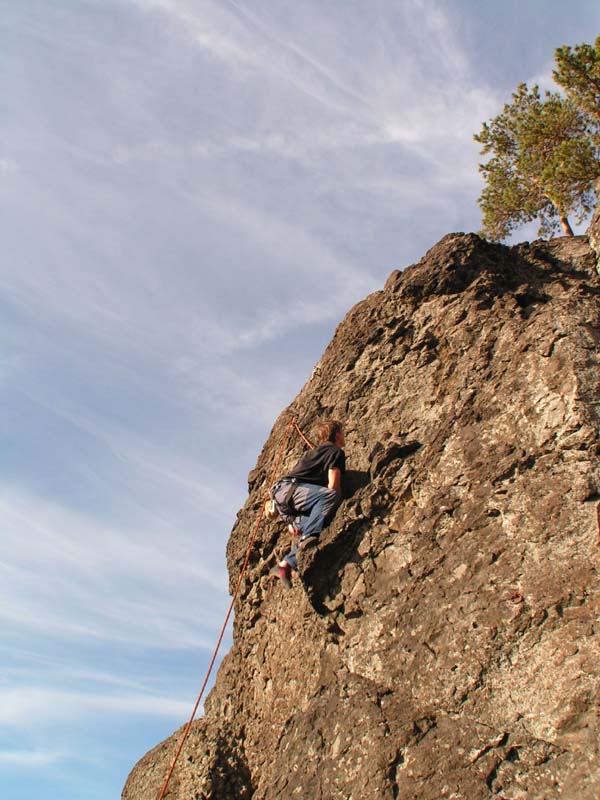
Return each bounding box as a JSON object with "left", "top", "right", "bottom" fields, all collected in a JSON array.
[{"left": 123, "top": 228, "right": 600, "bottom": 800}]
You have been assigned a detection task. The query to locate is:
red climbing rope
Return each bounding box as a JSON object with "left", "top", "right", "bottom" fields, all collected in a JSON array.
[
  {"left": 293, "top": 420, "right": 315, "bottom": 450},
  {"left": 157, "top": 416, "right": 300, "bottom": 800}
]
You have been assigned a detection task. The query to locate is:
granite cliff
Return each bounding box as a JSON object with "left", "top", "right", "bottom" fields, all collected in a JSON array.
[{"left": 123, "top": 222, "right": 600, "bottom": 800}]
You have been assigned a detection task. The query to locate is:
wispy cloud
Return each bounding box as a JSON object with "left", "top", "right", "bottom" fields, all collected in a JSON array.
[
  {"left": 0, "top": 158, "right": 19, "bottom": 174},
  {"left": 0, "top": 749, "right": 65, "bottom": 767},
  {"left": 0, "top": 485, "right": 230, "bottom": 649},
  {"left": 2, "top": 657, "right": 152, "bottom": 693},
  {"left": 526, "top": 60, "right": 562, "bottom": 93},
  {"left": 129, "top": 0, "right": 492, "bottom": 178},
  {"left": 0, "top": 687, "right": 190, "bottom": 727}
]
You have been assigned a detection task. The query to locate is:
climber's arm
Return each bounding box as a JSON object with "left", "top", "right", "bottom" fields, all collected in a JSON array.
[{"left": 328, "top": 467, "right": 342, "bottom": 493}]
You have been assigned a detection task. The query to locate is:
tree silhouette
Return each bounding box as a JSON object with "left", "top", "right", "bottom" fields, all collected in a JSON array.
[{"left": 474, "top": 83, "right": 599, "bottom": 241}]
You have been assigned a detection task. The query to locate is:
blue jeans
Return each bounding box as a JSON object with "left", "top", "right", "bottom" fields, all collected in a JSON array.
[{"left": 281, "top": 483, "right": 341, "bottom": 570}]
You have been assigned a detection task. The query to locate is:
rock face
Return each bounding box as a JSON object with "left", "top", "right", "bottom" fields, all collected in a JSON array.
[
  {"left": 123, "top": 230, "right": 600, "bottom": 800},
  {"left": 588, "top": 206, "right": 600, "bottom": 272}
]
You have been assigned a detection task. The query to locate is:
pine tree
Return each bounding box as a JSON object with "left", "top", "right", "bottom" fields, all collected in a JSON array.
[
  {"left": 554, "top": 36, "right": 600, "bottom": 125},
  {"left": 474, "top": 83, "right": 599, "bottom": 241}
]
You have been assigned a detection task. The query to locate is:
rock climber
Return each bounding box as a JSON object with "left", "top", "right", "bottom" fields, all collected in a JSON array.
[{"left": 271, "top": 418, "right": 346, "bottom": 588}]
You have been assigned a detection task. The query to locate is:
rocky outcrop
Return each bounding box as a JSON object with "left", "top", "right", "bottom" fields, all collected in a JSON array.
[
  {"left": 123, "top": 229, "right": 600, "bottom": 800},
  {"left": 588, "top": 206, "right": 600, "bottom": 272}
]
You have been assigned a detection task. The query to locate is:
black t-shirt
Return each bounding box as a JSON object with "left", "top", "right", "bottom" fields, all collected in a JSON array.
[{"left": 286, "top": 442, "right": 346, "bottom": 487}]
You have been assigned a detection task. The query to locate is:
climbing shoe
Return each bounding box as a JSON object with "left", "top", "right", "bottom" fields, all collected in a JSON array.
[
  {"left": 298, "top": 536, "right": 317, "bottom": 552},
  {"left": 278, "top": 563, "right": 292, "bottom": 589},
  {"left": 270, "top": 563, "right": 292, "bottom": 589}
]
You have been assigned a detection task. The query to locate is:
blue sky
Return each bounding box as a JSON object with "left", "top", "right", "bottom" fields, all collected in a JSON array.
[{"left": 1, "top": 2, "right": 599, "bottom": 799}]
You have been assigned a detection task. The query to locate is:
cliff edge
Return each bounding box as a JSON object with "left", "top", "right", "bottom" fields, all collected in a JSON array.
[{"left": 123, "top": 226, "right": 600, "bottom": 800}]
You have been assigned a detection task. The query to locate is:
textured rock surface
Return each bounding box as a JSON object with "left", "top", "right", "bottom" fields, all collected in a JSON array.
[
  {"left": 588, "top": 206, "right": 600, "bottom": 271},
  {"left": 123, "top": 229, "right": 600, "bottom": 800}
]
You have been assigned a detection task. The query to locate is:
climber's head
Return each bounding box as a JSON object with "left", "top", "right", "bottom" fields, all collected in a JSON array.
[{"left": 315, "top": 418, "right": 345, "bottom": 446}]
